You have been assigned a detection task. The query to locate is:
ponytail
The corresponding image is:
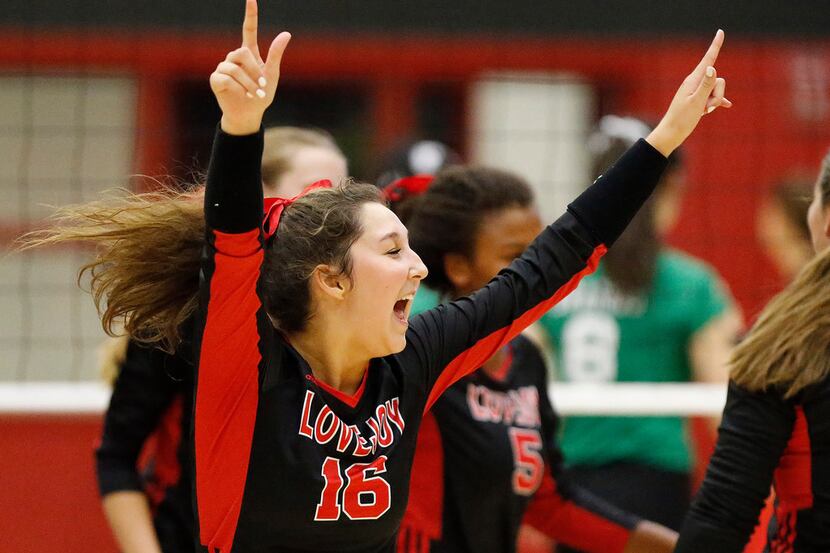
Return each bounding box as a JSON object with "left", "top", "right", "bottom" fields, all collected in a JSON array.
[{"left": 18, "top": 187, "right": 205, "bottom": 351}]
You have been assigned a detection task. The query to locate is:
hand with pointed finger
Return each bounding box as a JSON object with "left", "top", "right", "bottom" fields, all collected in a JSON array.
[
  {"left": 210, "top": 0, "right": 291, "bottom": 136},
  {"left": 647, "top": 29, "right": 733, "bottom": 157}
]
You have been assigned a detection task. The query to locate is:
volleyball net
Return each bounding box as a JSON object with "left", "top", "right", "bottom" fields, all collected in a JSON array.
[
  {"left": 0, "top": 381, "right": 729, "bottom": 416},
  {"left": 2, "top": 14, "right": 830, "bottom": 418}
]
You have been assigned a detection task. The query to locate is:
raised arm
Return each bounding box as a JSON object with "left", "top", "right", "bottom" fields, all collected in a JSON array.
[
  {"left": 195, "top": 3, "right": 291, "bottom": 551},
  {"left": 205, "top": 0, "right": 291, "bottom": 235},
  {"left": 406, "top": 31, "right": 731, "bottom": 409}
]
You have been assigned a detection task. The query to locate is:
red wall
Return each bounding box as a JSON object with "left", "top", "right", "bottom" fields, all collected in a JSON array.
[
  {"left": 2, "top": 30, "right": 828, "bottom": 314},
  {"left": 0, "top": 416, "right": 117, "bottom": 553},
  {"left": 2, "top": 30, "right": 829, "bottom": 551}
]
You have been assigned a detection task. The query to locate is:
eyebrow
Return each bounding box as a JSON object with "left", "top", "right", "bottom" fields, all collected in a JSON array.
[{"left": 379, "top": 231, "right": 406, "bottom": 243}]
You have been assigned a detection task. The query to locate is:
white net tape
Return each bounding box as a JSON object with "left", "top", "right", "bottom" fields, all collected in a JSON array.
[{"left": 0, "top": 382, "right": 727, "bottom": 416}]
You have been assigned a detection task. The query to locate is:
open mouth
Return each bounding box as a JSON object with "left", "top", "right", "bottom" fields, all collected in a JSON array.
[{"left": 393, "top": 295, "right": 414, "bottom": 323}]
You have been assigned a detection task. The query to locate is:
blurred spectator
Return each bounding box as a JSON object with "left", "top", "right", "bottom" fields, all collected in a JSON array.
[
  {"left": 261, "top": 126, "right": 348, "bottom": 197},
  {"left": 756, "top": 178, "right": 814, "bottom": 281},
  {"left": 538, "top": 116, "right": 743, "bottom": 546},
  {"left": 376, "top": 139, "right": 461, "bottom": 189}
]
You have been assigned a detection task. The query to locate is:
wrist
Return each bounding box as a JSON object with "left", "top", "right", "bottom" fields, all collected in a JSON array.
[
  {"left": 220, "top": 115, "right": 262, "bottom": 136},
  {"left": 645, "top": 121, "right": 680, "bottom": 158}
]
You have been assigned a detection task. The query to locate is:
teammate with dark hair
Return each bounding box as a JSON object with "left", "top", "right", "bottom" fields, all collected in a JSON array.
[
  {"left": 395, "top": 166, "right": 677, "bottom": 553},
  {"left": 28, "top": 3, "right": 730, "bottom": 551},
  {"left": 674, "top": 151, "right": 830, "bottom": 553}
]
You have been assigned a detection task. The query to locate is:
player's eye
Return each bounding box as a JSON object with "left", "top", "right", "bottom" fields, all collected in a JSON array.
[{"left": 386, "top": 248, "right": 402, "bottom": 256}]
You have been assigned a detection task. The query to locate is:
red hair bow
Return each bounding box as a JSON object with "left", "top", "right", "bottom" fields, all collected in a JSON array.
[
  {"left": 382, "top": 174, "right": 434, "bottom": 203},
  {"left": 262, "top": 179, "right": 333, "bottom": 239}
]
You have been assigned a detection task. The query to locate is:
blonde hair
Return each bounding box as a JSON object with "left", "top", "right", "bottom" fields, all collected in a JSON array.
[
  {"left": 17, "top": 187, "right": 205, "bottom": 352},
  {"left": 98, "top": 335, "right": 130, "bottom": 385},
  {"left": 731, "top": 233, "right": 830, "bottom": 399},
  {"left": 731, "top": 149, "right": 830, "bottom": 398},
  {"left": 261, "top": 127, "right": 342, "bottom": 193}
]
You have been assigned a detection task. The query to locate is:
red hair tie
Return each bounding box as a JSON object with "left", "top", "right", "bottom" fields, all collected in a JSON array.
[
  {"left": 382, "top": 174, "right": 434, "bottom": 203},
  {"left": 262, "top": 179, "right": 333, "bottom": 239}
]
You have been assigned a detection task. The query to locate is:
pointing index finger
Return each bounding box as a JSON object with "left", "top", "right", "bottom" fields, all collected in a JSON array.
[
  {"left": 694, "top": 29, "right": 725, "bottom": 75},
  {"left": 242, "top": 0, "right": 259, "bottom": 55}
]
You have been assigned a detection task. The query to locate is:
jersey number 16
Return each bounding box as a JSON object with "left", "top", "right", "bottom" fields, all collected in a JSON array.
[{"left": 315, "top": 456, "right": 392, "bottom": 521}]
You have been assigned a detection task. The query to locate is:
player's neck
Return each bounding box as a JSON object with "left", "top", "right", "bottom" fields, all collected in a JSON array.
[{"left": 287, "top": 324, "right": 369, "bottom": 396}]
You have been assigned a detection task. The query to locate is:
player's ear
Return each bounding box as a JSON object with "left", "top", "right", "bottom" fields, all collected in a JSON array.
[
  {"left": 444, "top": 253, "right": 473, "bottom": 291},
  {"left": 311, "top": 264, "right": 350, "bottom": 301}
]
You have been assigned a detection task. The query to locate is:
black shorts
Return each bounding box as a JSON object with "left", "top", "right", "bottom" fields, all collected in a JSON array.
[{"left": 556, "top": 462, "right": 690, "bottom": 553}]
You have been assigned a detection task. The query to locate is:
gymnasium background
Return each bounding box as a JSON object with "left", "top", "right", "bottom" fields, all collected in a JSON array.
[{"left": 2, "top": 1, "right": 830, "bottom": 551}]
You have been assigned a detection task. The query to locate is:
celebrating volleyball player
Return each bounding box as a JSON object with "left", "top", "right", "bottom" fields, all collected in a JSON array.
[
  {"left": 674, "top": 152, "right": 830, "bottom": 552},
  {"left": 22, "top": 0, "right": 730, "bottom": 549},
  {"left": 190, "top": 2, "right": 729, "bottom": 549},
  {"left": 95, "top": 127, "right": 347, "bottom": 553},
  {"left": 393, "top": 166, "right": 677, "bottom": 553}
]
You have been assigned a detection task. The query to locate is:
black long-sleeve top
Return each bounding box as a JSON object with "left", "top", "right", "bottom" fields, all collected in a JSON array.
[
  {"left": 675, "top": 380, "right": 830, "bottom": 552},
  {"left": 193, "top": 126, "right": 666, "bottom": 553},
  {"left": 398, "top": 335, "right": 639, "bottom": 553},
  {"left": 95, "top": 340, "right": 195, "bottom": 553}
]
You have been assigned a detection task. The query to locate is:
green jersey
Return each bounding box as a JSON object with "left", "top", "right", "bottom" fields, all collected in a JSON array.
[
  {"left": 539, "top": 249, "right": 732, "bottom": 473},
  {"left": 411, "top": 286, "right": 442, "bottom": 316}
]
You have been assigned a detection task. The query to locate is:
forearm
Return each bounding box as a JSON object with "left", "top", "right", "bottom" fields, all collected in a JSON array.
[
  {"left": 690, "top": 307, "right": 742, "bottom": 384},
  {"left": 568, "top": 139, "right": 667, "bottom": 248},
  {"left": 204, "top": 126, "right": 265, "bottom": 234},
  {"left": 419, "top": 141, "right": 667, "bottom": 404},
  {"left": 102, "top": 491, "right": 163, "bottom": 553},
  {"left": 523, "top": 471, "right": 639, "bottom": 553},
  {"left": 622, "top": 521, "right": 678, "bottom": 553}
]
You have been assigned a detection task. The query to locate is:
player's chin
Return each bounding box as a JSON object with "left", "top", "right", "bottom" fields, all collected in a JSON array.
[{"left": 385, "top": 332, "right": 408, "bottom": 355}]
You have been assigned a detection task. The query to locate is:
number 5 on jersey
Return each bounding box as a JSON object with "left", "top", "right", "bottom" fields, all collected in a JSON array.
[
  {"left": 315, "top": 456, "right": 392, "bottom": 521},
  {"left": 509, "top": 428, "right": 544, "bottom": 496}
]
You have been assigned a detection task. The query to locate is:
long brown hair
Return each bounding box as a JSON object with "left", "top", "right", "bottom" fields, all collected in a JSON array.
[
  {"left": 18, "top": 187, "right": 205, "bottom": 352},
  {"left": 18, "top": 181, "right": 383, "bottom": 351},
  {"left": 731, "top": 152, "right": 830, "bottom": 397}
]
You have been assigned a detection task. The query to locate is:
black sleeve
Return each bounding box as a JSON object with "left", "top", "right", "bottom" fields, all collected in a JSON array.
[
  {"left": 204, "top": 125, "right": 265, "bottom": 234},
  {"left": 674, "top": 382, "right": 796, "bottom": 553},
  {"left": 404, "top": 139, "right": 668, "bottom": 410},
  {"left": 195, "top": 125, "right": 275, "bottom": 553},
  {"left": 95, "top": 341, "right": 183, "bottom": 496}
]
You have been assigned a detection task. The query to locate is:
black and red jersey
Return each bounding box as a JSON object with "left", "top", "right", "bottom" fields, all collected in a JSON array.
[
  {"left": 675, "top": 380, "right": 830, "bottom": 553},
  {"left": 193, "top": 127, "right": 667, "bottom": 553},
  {"left": 95, "top": 340, "right": 195, "bottom": 553},
  {"left": 397, "top": 335, "right": 638, "bottom": 553}
]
